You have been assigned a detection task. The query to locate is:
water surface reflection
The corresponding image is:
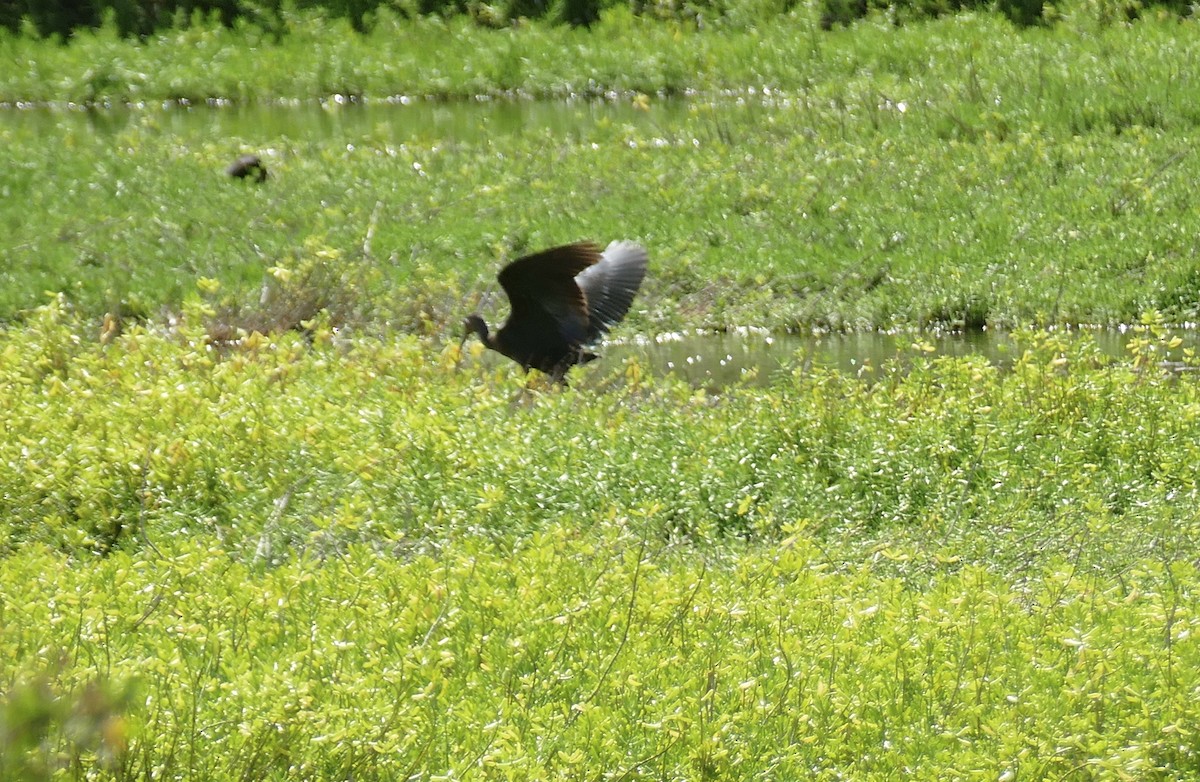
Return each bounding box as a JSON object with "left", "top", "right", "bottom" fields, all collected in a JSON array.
[
  {"left": 0, "top": 96, "right": 691, "bottom": 142},
  {"left": 601, "top": 329, "right": 1145, "bottom": 389}
]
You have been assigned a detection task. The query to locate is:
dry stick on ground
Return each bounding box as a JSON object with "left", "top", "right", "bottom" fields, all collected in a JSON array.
[
  {"left": 362, "top": 200, "right": 383, "bottom": 260},
  {"left": 254, "top": 480, "right": 305, "bottom": 563}
]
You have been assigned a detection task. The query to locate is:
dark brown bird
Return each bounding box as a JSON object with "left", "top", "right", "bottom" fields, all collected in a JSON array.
[
  {"left": 226, "top": 154, "right": 268, "bottom": 182},
  {"left": 462, "top": 240, "right": 648, "bottom": 383}
]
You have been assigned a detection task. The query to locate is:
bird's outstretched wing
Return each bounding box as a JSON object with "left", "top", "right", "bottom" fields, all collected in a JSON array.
[
  {"left": 497, "top": 242, "right": 600, "bottom": 346},
  {"left": 574, "top": 241, "right": 648, "bottom": 342}
]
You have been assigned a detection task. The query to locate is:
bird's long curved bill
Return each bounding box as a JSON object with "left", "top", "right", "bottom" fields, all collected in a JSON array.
[{"left": 455, "top": 332, "right": 469, "bottom": 370}]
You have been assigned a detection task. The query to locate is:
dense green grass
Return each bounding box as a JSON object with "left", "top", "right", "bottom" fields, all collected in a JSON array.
[
  {"left": 5, "top": 9, "right": 1200, "bottom": 779},
  {"left": 5, "top": 529, "right": 1198, "bottom": 779},
  {"left": 2, "top": 306, "right": 1200, "bottom": 778},
  {"left": 0, "top": 3, "right": 1195, "bottom": 110},
  {"left": 3, "top": 301, "right": 1199, "bottom": 569},
  {"left": 0, "top": 6, "right": 1195, "bottom": 104},
  {"left": 4, "top": 14, "right": 1200, "bottom": 334}
]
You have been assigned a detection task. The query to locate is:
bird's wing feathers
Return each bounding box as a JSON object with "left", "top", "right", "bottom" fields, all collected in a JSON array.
[
  {"left": 573, "top": 241, "right": 648, "bottom": 341},
  {"left": 498, "top": 242, "right": 601, "bottom": 345}
]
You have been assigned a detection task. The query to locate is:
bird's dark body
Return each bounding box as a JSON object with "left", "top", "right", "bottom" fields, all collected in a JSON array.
[
  {"left": 488, "top": 309, "right": 596, "bottom": 375},
  {"left": 463, "top": 241, "right": 648, "bottom": 383},
  {"left": 226, "top": 154, "right": 268, "bottom": 182}
]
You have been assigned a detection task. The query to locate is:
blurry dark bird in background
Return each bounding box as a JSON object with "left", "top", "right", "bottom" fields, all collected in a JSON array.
[
  {"left": 226, "top": 154, "right": 268, "bottom": 182},
  {"left": 461, "top": 241, "right": 648, "bottom": 384}
]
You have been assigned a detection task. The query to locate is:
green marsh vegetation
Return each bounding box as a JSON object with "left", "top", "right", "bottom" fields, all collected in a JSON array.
[
  {"left": 3, "top": 3, "right": 1200, "bottom": 778},
  {"left": 5, "top": 11, "right": 1200, "bottom": 330},
  {"left": 4, "top": 305, "right": 1200, "bottom": 778}
]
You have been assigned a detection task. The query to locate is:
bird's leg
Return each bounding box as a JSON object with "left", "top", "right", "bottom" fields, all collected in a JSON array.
[
  {"left": 508, "top": 386, "right": 538, "bottom": 409},
  {"left": 454, "top": 335, "right": 469, "bottom": 370},
  {"left": 509, "top": 374, "right": 549, "bottom": 407},
  {"left": 548, "top": 361, "right": 572, "bottom": 388}
]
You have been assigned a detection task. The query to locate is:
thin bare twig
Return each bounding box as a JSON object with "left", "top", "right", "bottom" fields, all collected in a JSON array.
[
  {"left": 576, "top": 536, "right": 649, "bottom": 714},
  {"left": 610, "top": 734, "right": 684, "bottom": 782},
  {"left": 362, "top": 199, "right": 383, "bottom": 259}
]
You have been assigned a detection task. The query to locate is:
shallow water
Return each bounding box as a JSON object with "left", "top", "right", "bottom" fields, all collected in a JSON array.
[
  {"left": 463, "top": 326, "right": 1186, "bottom": 389},
  {"left": 601, "top": 329, "right": 1147, "bottom": 389},
  {"left": 0, "top": 96, "right": 692, "bottom": 142}
]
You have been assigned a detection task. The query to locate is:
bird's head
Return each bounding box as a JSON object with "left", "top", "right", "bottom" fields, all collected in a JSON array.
[
  {"left": 458, "top": 315, "right": 489, "bottom": 369},
  {"left": 461, "top": 315, "right": 489, "bottom": 346}
]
